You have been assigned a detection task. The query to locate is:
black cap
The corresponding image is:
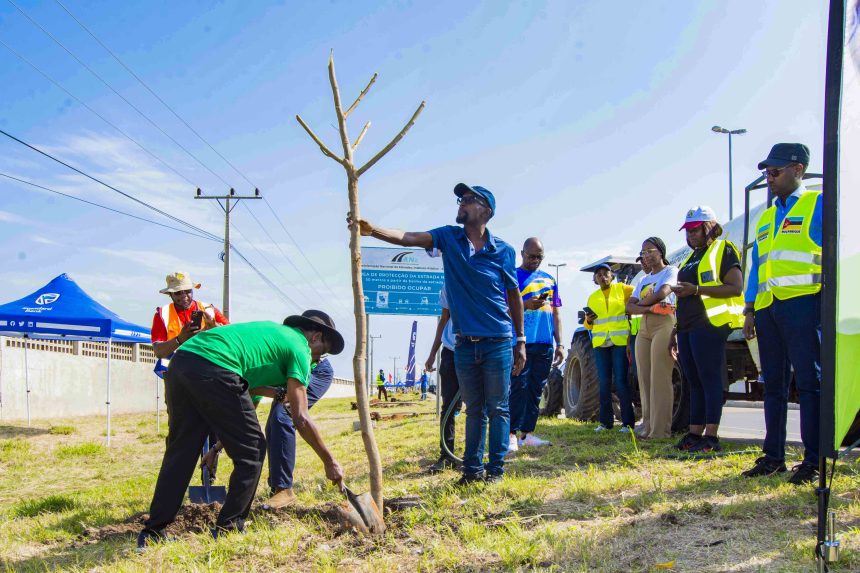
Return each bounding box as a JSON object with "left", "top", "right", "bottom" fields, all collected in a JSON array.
[
  {"left": 283, "top": 309, "right": 345, "bottom": 355},
  {"left": 757, "top": 143, "right": 810, "bottom": 170},
  {"left": 644, "top": 236, "right": 669, "bottom": 265}
]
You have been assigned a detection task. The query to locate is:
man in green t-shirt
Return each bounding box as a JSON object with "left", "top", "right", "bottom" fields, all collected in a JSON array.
[{"left": 138, "top": 310, "right": 346, "bottom": 548}]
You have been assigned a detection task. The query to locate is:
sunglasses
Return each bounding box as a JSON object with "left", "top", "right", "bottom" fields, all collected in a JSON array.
[
  {"left": 763, "top": 164, "right": 796, "bottom": 178},
  {"left": 457, "top": 195, "right": 488, "bottom": 208},
  {"left": 639, "top": 248, "right": 660, "bottom": 257}
]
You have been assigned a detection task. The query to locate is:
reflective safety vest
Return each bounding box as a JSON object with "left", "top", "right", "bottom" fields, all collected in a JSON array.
[
  {"left": 153, "top": 301, "right": 215, "bottom": 378},
  {"left": 587, "top": 282, "right": 630, "bottom": 348},
  {"left": 679, "top": 239, "right": 744, "bottom": 329},
  {"left": 630, "top": 315, "right": 641, "bottom": 336},
  {"left": 376, "top": 374, "right": 385, "bottom": 387},
  {"left": 754, "top": 191, "right": 822, "bottom": 310}
]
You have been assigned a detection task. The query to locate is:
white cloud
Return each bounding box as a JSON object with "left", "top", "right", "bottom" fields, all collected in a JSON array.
[{"left": 0, "top": 210, "right": 35, "bottom": 225}]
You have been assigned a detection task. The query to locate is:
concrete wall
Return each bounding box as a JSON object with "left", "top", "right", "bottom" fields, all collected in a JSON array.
[{"left": 0, "top": 336, "right": 357, "bottom": 421}]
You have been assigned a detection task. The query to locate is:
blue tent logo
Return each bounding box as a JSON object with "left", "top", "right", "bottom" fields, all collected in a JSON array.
[{"left": 35, "top": 293, "right": 60, "bottom": 305}]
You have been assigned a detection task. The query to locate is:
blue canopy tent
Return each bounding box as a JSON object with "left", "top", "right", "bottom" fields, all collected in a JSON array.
[{"left": 0, "top": 273, "right": 150, "bottom": 444}]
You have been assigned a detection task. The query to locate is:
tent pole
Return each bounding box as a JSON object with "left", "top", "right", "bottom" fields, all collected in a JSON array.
[
  {"left": 23, "top": 337, "right": 31, "bottom": 428},
  {"left": 155, "top": 375, "right": 160, "bottom": 434},
  {"left": 106, "top": 340, "right": 112, "bottom": 447}
]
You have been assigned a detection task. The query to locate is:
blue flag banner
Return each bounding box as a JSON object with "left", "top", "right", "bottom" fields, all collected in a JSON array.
[{"left": 405, "top": 320, "right": 417, "bottom": 386}]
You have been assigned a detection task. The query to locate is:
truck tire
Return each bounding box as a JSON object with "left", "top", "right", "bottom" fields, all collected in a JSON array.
[
  {"left": 563, "top": 332, "right": 600, "bottom": 420},
  {"left": 540, "top": 366, "right": 564, "bottom": 417},
  {"left": 670, "top": 360, "right": 689, "bottom": 433}
]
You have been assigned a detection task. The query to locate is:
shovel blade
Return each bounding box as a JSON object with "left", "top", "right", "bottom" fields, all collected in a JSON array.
[
  {"left": 342, "top": 486, "right": 386, "bottom": 534},
  {"left": 188, "top": 485, "right": 227, "bottom": 504}
]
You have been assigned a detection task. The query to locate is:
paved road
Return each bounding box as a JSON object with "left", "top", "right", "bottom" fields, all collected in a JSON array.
[{"left": 720, "top": 404, "right": 801, "bottom": 446}]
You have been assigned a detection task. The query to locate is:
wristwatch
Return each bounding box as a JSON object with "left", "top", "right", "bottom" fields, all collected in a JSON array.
[
  {"left": 516, "top": 336, "right": 527, "bottom": 343},
  {"left": 742, "top": 307, "right": 755, "bottom": 316}
]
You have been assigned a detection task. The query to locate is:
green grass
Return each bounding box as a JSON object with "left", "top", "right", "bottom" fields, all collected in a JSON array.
[
  {"left": 0, "top": 396, "right": 859, "bottom": 572},
  {"left": 48, "top": 425, "right": 76, "bottom": 436}
]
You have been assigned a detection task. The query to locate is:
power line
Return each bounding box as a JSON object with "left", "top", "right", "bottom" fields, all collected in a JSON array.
[
  {"left": 0, "top": 37, "right": 199, "bottom": 190},
  {"left": 0, "top": 127, "right": 221, "bottom": 241},
  {"left": 6, "top": 0, "right": 233, "bottom": 189},
  {"left": 0, "top": 172, "right": 219, "bottom": 241},
  {"left": 45, "top": 0, "right": 351, "bottom": 314}
]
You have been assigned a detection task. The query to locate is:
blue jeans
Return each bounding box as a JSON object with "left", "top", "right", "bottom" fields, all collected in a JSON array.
[
  {"left": 593, "top": 344, "right": 634, "bottom": 428},
  {"left": 755, "top": 293, "right": 821, "bottom": 465},
  {"left": 509, "top": 343, "right": 553, "bottom": 434},
  {"left": 265, "top": 369, "right": 332, "bottom": 491},
  {"left": 454, "top": 337, "right": 513, "bottom": 476},
  {"left": 677, "top": 324, "right": 730, "bottom": 427}
]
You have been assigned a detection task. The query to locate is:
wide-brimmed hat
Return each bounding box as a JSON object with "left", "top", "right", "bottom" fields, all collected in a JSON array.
[
  {"left": 160, "top": 272, "right": 201, "bottom": 294},
  {"left": 283, "top": 310, "right": 345, "bottom": 355}
]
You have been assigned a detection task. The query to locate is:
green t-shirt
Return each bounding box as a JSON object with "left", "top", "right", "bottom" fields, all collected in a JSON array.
[{"left": 180, "top": 321, "right": 311, "bottom": 390}]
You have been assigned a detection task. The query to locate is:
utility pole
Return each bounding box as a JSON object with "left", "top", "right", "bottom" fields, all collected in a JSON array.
[
  {"left": 195, "top": 187, "right": 261, "bottom": 318},
  {"left": 390, "top": 356, "right": 400, "bottom": 384}
]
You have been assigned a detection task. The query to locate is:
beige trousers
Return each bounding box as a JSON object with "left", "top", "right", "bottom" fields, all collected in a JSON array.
[{"left": 634, "top": 313, "right": 675, "bottom": 439}]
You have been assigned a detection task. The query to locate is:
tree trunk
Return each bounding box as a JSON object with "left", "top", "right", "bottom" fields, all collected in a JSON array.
[{"left": 347, "top": 175, "right": 384, "bottom": 511}]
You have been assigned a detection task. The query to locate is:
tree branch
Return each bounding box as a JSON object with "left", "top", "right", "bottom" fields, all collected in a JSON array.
[
  {"left": 328, "top": 52, "right": 353, "bottom": 163},
  {"left": 344, "top": 73, "right": 378, "bottom": 118},
  {"left": 352, "top": 121, "right": 371, "bottom": 151},
  {"left": 356, "top": 101, "right": 425, "bottom": 178},
  {"left": 295, "top": 115, "right": 345, "bottom": 165}
]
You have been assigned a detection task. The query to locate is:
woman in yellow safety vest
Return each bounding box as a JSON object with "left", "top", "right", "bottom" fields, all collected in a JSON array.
[
  {"left": 669, "top": 206, "right": 744, "bottom": 453},
  {"left": 584, "top": 264, "right": 636, "bottom": 432}
]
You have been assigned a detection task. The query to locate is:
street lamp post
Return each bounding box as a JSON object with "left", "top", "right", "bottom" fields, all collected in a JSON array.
[
  {"left": 548, "top": 262, "right": 567, "bottom": 285},
  {"left": 711, "top": 126, "right": 747, "bottom": 220}
]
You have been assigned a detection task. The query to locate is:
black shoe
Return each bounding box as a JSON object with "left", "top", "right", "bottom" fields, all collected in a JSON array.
[
  {"left": 455, "top": 472, "right": 485, "bottom": 487},
  {"left": 211, "top": 524, "right": 247, "bottom": 539},
  {"left": 674, "top": 432, "right": 702, "bottom": 451},
  {"left": 687, "top": 435, "right": 721, "bottom": 453},
  {"left": 741, "top": 456, "right": 787, "bottom": 478},
  {"left": 787, "top": 462, "right": 819, "bottom": 486},
  {"left": 428, "top": 456, "right": 459, "bottom": 474},
  {"left": 136, "top": 528, "right": 169, "bottom": 550},
  {"left": 484, "top": 472, "right": 504, "bottom": 484}
]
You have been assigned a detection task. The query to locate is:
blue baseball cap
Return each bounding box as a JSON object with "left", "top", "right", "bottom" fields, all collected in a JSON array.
[
  {"left": 454, "top": 183, "right": 495, "bottom": 216},
  {"left": 757, "top": 143, "right": 810, "bottom": 170},
  {"left": 593, "top": 263, "right": 612, "bottom": 274}
]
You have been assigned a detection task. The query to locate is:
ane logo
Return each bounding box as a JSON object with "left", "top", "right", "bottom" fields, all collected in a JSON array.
[
  {"left": 390, "top": 251, "right": 419, "bottom": 264},
  {"left": 35, "top": 293, "right": 60, "bottom": 305}
]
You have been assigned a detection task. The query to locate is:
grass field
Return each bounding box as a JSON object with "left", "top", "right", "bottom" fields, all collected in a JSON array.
[{"left": 1, "top": 395, "right": 859, "bottom": 572}]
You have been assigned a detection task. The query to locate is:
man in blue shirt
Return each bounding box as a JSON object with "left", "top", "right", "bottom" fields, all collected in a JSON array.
[
  {"left": 741, "top": 143, "right": 822, "bottom": 486},
  {"left": 349, "top": 183, "right": 526, "bottom": 485},
  {"left": 508, "top": 238, "right": 564, "bottom": 451}
]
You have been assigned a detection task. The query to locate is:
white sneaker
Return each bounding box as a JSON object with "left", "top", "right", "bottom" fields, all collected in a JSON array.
[
  {"left": 618, "top": 426, "right": 632, "bottom": 434},
  {"left": 507, "top": 434, "right": 519, "bottom": 453},
  {"left": 520, "top": 434, "right": 551, "bottom": 447},
  {"left": 594, "top": 425, "right": 610, "bottom": 433}
]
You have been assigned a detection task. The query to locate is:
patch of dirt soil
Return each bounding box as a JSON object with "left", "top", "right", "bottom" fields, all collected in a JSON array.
[{"left": 75, "top": 503, "right": 222, "bottom": 545}]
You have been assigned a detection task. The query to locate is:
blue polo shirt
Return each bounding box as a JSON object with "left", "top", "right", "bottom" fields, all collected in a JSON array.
[{"left": 427, "top": 225, "right": 517, "bottom": 338}]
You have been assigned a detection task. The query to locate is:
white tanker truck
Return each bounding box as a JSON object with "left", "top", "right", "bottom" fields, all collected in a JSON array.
[{"left": 541, "top": 172, "right": 838, "bottom": 435}]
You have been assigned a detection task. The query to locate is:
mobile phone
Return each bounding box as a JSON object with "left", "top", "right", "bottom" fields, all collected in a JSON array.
[
  {"left": 191, "top": 310, "right": 204, "bottom": 329},
  {"left": 583, "top": 306, "right": 595, "bottom": 316},
  {"left": 539, "top": 292, "right": 551, "bottom": 300}
]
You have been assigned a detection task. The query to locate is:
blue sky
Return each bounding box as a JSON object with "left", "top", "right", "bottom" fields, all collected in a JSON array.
[{"left": 0, "top": 0, "right": 830, "bottom": 378}]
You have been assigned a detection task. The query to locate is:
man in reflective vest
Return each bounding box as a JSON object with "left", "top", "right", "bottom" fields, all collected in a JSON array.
[
  {"left": 584, "top": 263, "right": 635, "bottom": 432},
  {"left": 741, "top": 143, "right": 822, "bottom": 486},
  {"left": 150, "top": 272, "right": 229, "bottom": 374},
  {"left": 150, "top": 272, "right": 229, "bottom": 472}
]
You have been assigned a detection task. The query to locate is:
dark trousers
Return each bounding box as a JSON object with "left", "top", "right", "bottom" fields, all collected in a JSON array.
[
  {"left": 265, "top": 370, "right": 331, "bottom": 492},
  {"left": 377, "top": 386, "right": 388, "bottom": 401},
  {"left": 593, "top": 344, "right": 635, "bottom": 428},
  {"left": 756, "top": 293, "right": 821, "bottom": 465},
  {"left": 162, "top": 381, "right": 218, "bottom": 469},
  {"left": 144, "top": 351, "right": 266, "bottom": 531},
  {"left": 677, "top": 324, "right": 730, "bottom": 427},
  {"left": 439, "top": 347, "right": 462, "bottom": 458},
  {"left": 509, "top": 343, "right": 553, "bottom": 434},
  {"left": 454, "top": 337, "right": 512, "bottom": 477}
]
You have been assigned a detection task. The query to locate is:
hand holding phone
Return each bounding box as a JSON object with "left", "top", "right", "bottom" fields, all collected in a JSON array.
[{"left": 191, "top": 310, "right": 204, "bottom": 329}]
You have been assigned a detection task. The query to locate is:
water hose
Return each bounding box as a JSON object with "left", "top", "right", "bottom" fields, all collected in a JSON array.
[{"left": 439, "top": 388, "right": 463, "bottom": 464}]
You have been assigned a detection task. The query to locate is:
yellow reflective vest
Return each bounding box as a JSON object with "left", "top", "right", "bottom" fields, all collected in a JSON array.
[
  {"left": 679, "top": 240, "right": 744, "bottom": 329},
  {"left": 587, "top": 282, "right": 630, "bottom": 348},
  {"left": 754, "top": 191, "right": 822, "bottom": 310}
]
